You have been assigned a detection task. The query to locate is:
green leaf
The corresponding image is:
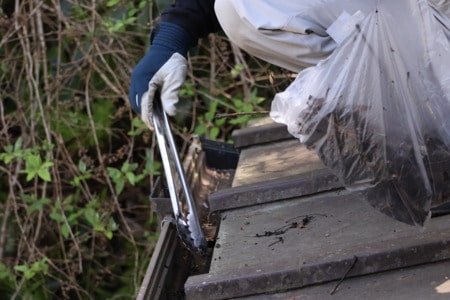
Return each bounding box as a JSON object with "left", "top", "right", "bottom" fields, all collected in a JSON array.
[
  {"left": 61, "top": 223, "right": 70, "bottom": 239},
  {"left": 107, "top": 167, "right": 121, "bottom": 180},
  {"left": 24, "top": 154, "right": 51, "bottom": 181},
  {"left": 14, "top": 137, "right": 23, "bottom": 151},
  {"left": 37, "top": 168, "right": 51, "bottom": 182},
  {"left": 230, "top": 64, "right": 244, "bottom": 78},
  {"left": 31, "top": 259, "right": 48, "bottom": 274},
  {"left": 26, "top": 170, "right": 38, "bottom": 182},
  {"left": 242, "top": 103, "right": 253, "bottom": 112},
  {"left": 106, "top": 0, "right": 120, "bottom": 7},
  {"left": 22, "top": 193, "right": 37, "bottom": 204},
  {"left": 105, "top": 230, "right": 113, "bottom": 240},
  {"left": 71, "top": 176, "right": 81, "bottom": 187},
  {"left": 27, "top": 198, "right": 51, "bottom": 215},
  {"left": 14, "top": 263, "right": 37, "bottom": 280},
  {"left": 126, "top": 172, "right": 136, "bottom": 185},
  {"left": 3, "top": 144, "right": 13, "bottom": 153},
  {"left": 68, "top": 211, "right": 83, "bottom": 223},
  {"left": 108, "top": 217, "right": 119, "bottom": 231},
  {"left": 128, "top": 117, "right": 146, "bottom": 136},
  {"left": 138, "top": 0, "right": 147, "bottom": 9},
  {"left": 232, "top": 98, "right": 243, "bottom": 108},
  {"left": 128, "top": 8, "right": 138, "bottom": 16},
  {"left": 250, "top": 89, "right": 266, "bottom": 104},
  {"left": 215, "top": 118, "right": 226, "bottom": 126},
  {"left": 135, "top": 173, "right": 145, "bottom": 182},
  {"left": 14, "top": 264, "right": 29, "bottom": 273},
  {"left": 229, "top": 115, "right": 250, "bottom": 125},
  {"left": 210, "top": 127, "right": 220, "bottom": 140},
  {"left": 116, "top": 181, "right": 124, "bottom": 194},
  {"left": 122, "top": 162, "right": 137, "bottom": 173},
  {"left": 124, "top": 16, "right": 137, "bottom": 25},
  {"left": 94, "top": 222, "right": 105, "bottom": 232},
  {"left": 194, "top": 124, "right": 207, "bottom": 136},
  {"left": 83, "top": 208, "right": 96, "bottom": 225},
  {"left": 205, "top": 101, "right": 218, "bottom": 122},
  {"left": 41, "top": 161, "right": 54, "bottom": 168},
  {"left": 1, "top": 153, "right": 14, "bottom": 164},
  {"left": 0, "top": 262, "right": 15, "bottom": 282},
  {"left": 50, "top": 212, "right": 65, "bottom": 222},
  {"left": 26, "top": 154, "right": 41, "bottom": 169},
  {"left": 78, "top": 160, "right": 87, "bottom": 173}
]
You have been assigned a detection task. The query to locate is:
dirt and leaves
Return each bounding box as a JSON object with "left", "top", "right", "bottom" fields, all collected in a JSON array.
[{"left": 0, "top": 0, "right": 292, "bottom": 298}]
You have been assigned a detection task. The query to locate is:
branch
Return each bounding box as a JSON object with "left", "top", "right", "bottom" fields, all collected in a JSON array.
[{"left": 215, "top": 111, "right": 269, "bottom": 119}]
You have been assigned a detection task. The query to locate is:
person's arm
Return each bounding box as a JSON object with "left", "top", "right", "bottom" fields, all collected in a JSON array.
[
  {"left": 129, "top": 0, "right": 221, "bottom": 129},
  {"left": 161, "top": 0, "right": 221, "bottom": 42}
]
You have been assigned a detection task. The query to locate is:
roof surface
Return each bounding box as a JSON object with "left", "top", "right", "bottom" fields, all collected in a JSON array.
[{"left": 184, "top": 119, "right": 450, "bottom": 299}]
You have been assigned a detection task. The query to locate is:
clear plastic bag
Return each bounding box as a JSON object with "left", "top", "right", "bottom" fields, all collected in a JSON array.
[{"left": 270, "top": 0, "right": 450, "bottom": 225}]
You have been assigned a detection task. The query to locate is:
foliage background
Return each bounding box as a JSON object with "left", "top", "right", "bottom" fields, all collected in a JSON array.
[{"left": 0, "top": 0, "right": 292, "bottom": 298}]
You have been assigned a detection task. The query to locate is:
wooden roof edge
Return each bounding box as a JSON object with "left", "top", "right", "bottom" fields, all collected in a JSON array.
[
  {"left": 232, "top": 122, "right": 293, "bottom": 149},
  {"left": 208, "top": 169, "right": 342, "bottom": 212}
]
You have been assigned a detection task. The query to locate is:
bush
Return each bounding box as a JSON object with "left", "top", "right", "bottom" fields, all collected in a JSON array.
[{"left": 0, "top": 0, "right": 291, "bottom": 298}]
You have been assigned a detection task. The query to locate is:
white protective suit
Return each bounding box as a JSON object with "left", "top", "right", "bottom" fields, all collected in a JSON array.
[
  {"left": 215, "top": 0, "right": 450, "bottom": 226},
  {"left": 215, "top": 0, "right": 448, "bottom": 72}
]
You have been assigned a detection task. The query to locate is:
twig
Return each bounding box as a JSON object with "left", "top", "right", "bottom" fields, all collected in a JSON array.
[
  {"left": 268, "top": 237, "right": 284, "bottom": 247},
  {"left": 255, "top": 215, "right": 317, "bottom": 238},
  {"left": 285, "top": 213, "right": 327, "bottom": 224},
  {"left": 215, "top": 111, "right": 269, "bottom": 119},
  {"left": 330, "top": 256, "right": 358, "bottom": 295},
  {"left": 255, "top": 222, "right": 297, "bottom": 237}
]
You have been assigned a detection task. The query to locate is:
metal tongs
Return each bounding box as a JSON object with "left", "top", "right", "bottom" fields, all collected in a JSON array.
[{"left": 152, "top": 97, "right": 207, "bottom": 252}]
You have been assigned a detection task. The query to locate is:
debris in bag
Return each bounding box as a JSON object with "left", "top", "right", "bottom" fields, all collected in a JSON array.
[{"left": 270, "top": 0, "right": 450, "bottom": 226}]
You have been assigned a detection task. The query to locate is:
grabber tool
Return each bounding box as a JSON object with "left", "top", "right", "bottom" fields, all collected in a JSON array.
[{"left": 152, "top": 96, "right": 207, "bottom": 252}]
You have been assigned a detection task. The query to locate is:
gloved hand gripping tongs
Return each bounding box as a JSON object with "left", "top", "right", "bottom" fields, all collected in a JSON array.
[{"left": 152, "top": 97, "right": 207, "bottom": 252}]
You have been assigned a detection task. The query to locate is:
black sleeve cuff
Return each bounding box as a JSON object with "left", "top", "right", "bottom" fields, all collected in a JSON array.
[{"left": 160, "top": 0, "right": 221, "bottom": 43}]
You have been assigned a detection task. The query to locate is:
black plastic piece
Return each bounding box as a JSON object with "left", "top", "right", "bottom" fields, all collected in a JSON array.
[{"left": 200, "top": 137, "right": 239, "bottom": 170}]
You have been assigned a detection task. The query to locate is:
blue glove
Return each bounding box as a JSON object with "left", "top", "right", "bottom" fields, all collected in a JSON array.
[{"left": 129, "top": 22, "right": 192, "bottom": 129}]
